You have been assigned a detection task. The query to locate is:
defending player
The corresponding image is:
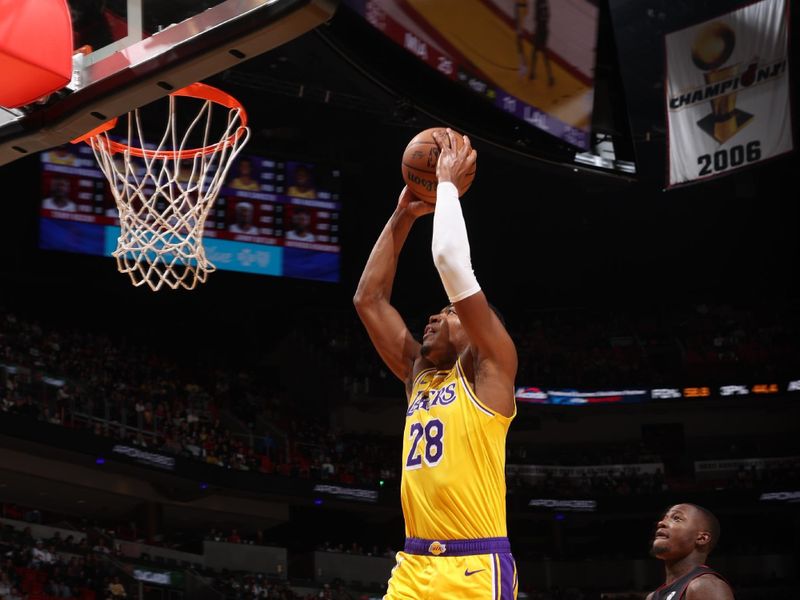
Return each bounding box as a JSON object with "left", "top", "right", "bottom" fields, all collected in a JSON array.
[
  {"left": 648, "top": 503, "right": 735, "bottom": 600},
  {"left": 354, "top": 129, "right": 518, "bottom": 599}
]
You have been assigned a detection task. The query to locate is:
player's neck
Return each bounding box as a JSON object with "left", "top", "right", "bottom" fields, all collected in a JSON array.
[
  {"left": 431, "top": 357, "right": 456, "bottom": 371},
  {"left": 434, "top": 348, "right": 461, "bottom": 370},
  {"left": 663, "top": 553, "right": 704, "bottom": 584}
]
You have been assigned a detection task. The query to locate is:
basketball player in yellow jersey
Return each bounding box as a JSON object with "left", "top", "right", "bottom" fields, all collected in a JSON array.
[{"left": 354, "top": 129, "right": 518, "bottom": 599}]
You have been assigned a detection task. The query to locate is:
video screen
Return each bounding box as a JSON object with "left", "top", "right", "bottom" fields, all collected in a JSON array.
[
  {"left": 515, "top": 379, "right": 800, "bottom": 405},
  {"left": 38, "top": 146, "right": 342, "bottom": 283},
  {"left": 344, "top": 0, "right": 600, "bottom": 149}
]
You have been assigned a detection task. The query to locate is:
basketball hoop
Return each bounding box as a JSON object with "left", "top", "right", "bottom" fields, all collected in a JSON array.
[{"left": 72, "top": 82, "right": 250, "bottom": 291}]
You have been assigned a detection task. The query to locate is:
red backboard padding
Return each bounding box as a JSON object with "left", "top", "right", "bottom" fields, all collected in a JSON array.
[{"left": 0, "top": 0, "right": 73, "bottom": 108}]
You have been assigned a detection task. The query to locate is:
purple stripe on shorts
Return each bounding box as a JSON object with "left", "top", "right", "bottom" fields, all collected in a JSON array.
[
  {"left": 403, "top": 536, "right": 511, "bottom": 556},
  {"left": 499, "top": 553, "right": 516, "bottom": 599}
]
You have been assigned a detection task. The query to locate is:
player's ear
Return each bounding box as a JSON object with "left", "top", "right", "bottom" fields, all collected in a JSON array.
[{"left": 696, "top": 530, "right": 711, "bottom": 550}]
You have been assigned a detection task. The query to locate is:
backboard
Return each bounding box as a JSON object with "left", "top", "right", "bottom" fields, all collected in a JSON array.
[{"left": 0, "top": 0, "right": 338, "bottom": 167}]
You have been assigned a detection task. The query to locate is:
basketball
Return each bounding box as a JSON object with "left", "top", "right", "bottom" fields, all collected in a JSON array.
[{"left": 401, "top": 127, "right": 476, "bottom": 203}]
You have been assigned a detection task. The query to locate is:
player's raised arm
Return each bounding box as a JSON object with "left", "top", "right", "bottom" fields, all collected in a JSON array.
[
  {"left": 430, "top": 129, "right": 517, "bottom": 417},
  {"left": 354, "top": 187, "right": 434, "bottom": 390}
]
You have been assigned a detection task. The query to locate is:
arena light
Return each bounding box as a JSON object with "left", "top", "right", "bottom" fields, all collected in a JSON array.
[
  {"left": 759, "top": 491, "right": 800, "bottom": 502},
  {"left": 573, "top": 133, "right": 637, "bottom": 174},
  {"left": 312, "top": 484, "right": 378, "bottom": 503},
  {"left": 133, "top": 569, "right": 172, "bottom": 585},
  {"left": 111, "top": 444, "right": 176, "bottom": 470},
  {"left": 652, "top": 388, "right": 681, "bottom": 399},
  {"left": 719, "top": 385, "right": 749, "bottom": 396},
  {"left": 682, "top": 387, "right": 711, "bottom": 397},
  {"left": 752, "top": 383, "right": 779, "bottom": 394},
  {"left": 528, "top": 499, "right": 597, "bottom": 512}
]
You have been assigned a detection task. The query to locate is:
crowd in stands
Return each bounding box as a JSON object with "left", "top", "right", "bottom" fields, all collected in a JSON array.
[
  {"left": 211, "top": 575, "right": 367, "bottom": 600},
  {"left": 0, "top": 293, "right": 798, "bottom": 598},
  {"left": 2, "top": 496, "right": 798, "bottom": 600},
  {"left": 507, "top": 465, "right": 669, "bottom": 498},
  {"left": 0, "top": 506, "right": 390, "bottom": 600},
  {"left": 6, "top": 298, "right": 800, "bottom": 393},
  {"left": 728, "top": 457, "right": 800, "bottom": 490},
  {"left": 506, "top": 435, "right": 800, "bottom": 497},
  {"left": 315, "top": 542, "right": 394, "bottom": 559},
  {"left": 2, "top": 302, "right": 799, "bottom": 505},
  {"left": 514, "top": 301, "right": 800, "bottom": 388},
  {"left": 0, "top": 522, "right": 125, "bottom": 600},
  {"left": 302, "top": 301, "right": 800, "bottom": 391},
  {"left": 0, "top": 307, "right": 398, "bottom": 490},
  {"left": 506, "top": 441, "right": 662, "bottom": 467},
  {"left": 201, "top": 529, "right": 398, "bottom": 560}
]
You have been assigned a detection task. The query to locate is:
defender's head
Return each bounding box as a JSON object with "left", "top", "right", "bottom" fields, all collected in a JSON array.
[{"left": 651, "top": 503, "right": 720, "bottom": 561}]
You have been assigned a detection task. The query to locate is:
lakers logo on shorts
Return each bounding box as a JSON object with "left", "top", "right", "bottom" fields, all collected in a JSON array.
[{"left": 428, "top": 541, "right": 446, "bottom": 555}]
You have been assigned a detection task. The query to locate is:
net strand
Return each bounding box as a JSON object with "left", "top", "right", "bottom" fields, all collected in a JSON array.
[{"left": 88, "top": 93, "right": 250, "bottom": 291}]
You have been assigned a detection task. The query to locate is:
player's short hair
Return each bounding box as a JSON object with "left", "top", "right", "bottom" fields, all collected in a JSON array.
[
  {"left": 689, "top": 504, "right": 721, "bottom": 554},
  {"left": 440, "top": 302, "right": 507, "bottom": 327}
]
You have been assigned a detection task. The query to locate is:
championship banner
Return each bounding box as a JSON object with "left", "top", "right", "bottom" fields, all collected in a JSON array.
[{"left": 665, "top": 0, "right": 792, "bottom": 186}]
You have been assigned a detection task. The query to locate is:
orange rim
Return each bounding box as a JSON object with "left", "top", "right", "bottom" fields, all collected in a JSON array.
[{"left": 70, "top": 82, "right": 248, "bottom": 158}]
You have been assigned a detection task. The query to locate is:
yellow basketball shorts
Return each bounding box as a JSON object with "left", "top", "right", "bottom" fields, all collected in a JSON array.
[{"left": 384, "top": 537, "right": 518, "bottom": 599}]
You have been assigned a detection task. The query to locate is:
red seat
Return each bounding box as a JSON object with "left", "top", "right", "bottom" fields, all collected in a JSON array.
[
  {"left": 15, "top": 565, "right": 31, "bottom": 578},
  {"left": 79, "top": 588, "right": 97, "bottom": 600}
]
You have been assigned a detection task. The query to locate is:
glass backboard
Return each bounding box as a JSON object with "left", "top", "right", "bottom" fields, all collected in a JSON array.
[{"left": 0, "top": 0, "right": 338, "bottom": 167}]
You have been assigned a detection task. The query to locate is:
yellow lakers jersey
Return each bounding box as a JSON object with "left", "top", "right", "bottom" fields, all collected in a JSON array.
[{"left": 400, "top": 357, "right": 515, "bottom": 539}]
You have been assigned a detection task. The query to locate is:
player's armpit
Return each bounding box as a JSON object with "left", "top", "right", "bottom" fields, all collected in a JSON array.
[
  {"left": 453, "top": 291, "right": 517, "bottom": 374},
  {"left": 454, "top": 292, "right": 517, "bottom": 418}
]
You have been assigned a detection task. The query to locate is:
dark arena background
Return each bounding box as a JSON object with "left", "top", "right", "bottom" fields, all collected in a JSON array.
[{"left": 0, "top": 0, "right": 798, "bottom": 599}]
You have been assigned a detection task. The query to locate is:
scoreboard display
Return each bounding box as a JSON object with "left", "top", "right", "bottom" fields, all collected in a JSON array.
[
  {"left": 38, "top": 145, "right": 342, "bottom": 283},
  {"left": 516, "top": 379, "right": 800, "bottom": 405}
]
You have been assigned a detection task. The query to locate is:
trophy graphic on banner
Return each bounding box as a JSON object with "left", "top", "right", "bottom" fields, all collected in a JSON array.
[{"left": 691, "top": 21, "right": 754, "bottom": 143}]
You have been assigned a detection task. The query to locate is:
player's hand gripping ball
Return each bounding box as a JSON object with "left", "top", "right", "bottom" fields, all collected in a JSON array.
[{"left": 401, "top": 127, "right": 476, "bottom": 203}]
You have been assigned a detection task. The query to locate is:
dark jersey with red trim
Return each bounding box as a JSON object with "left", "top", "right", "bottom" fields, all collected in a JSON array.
[{"left": 652, "top": 565, "right": 731, "bottom": 600}]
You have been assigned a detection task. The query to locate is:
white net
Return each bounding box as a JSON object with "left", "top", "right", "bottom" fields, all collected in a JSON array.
[{"left": 86, "top": 90, "right": 250, "bottom": 291}]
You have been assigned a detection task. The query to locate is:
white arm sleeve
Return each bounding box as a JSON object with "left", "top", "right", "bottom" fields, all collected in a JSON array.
[{"left": 431, "top": 181, "right": 481, "bottom": 303}]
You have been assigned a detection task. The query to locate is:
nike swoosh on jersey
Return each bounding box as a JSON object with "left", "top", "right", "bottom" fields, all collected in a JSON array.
[{"left": 464, "top": 569, "right": 485, "bottom": 576}]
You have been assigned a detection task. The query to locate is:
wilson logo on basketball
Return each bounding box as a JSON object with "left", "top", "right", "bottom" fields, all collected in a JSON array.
[
  {"left": 401, "top": 127, "right": 476, "bottom": 201},
  {"left": 405, "top": 169, "right": 435, "bottom": 192}
]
